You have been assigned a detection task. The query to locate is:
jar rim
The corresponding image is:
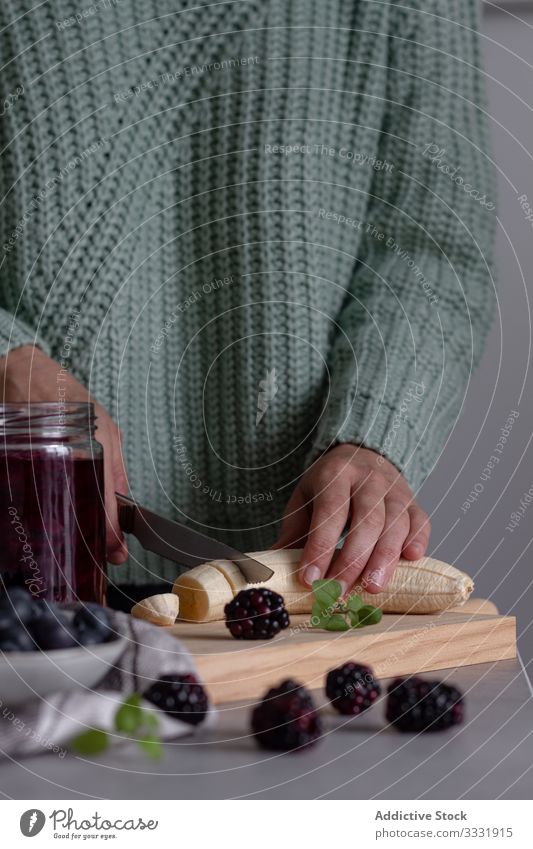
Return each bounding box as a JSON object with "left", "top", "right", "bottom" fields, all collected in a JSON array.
[
  {"left": 0, "top": 402, "right": 96, "bottom": 438},
  {"left": 0, "top": 402, "right": 95, "bottom": 412}
]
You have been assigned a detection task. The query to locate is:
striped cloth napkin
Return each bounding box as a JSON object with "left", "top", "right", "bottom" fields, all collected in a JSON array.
[{"left": 0, "top": 610, "right": 214, "bottom": 759}]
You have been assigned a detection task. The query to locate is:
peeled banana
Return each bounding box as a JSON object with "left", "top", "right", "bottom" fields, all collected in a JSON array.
[
  {"left": 357, "top": 558, "right": 474, "bottom": 613},
  {"left": 172, "top": 548, "right": 474, "bottom": 623}
]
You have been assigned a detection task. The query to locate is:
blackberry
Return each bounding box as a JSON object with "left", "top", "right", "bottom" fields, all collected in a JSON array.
[
  {"left": 224, "top": 588, "right": 289, "bottom": 640},
  {"left": 251, "top": 679, "right": 322, "bottom": 751},
  {"left": 386, "top": 676, "right": 464, "bottom": 732},
  {"left": 326, "top": 662, "right": 381, "bottom": 715},
  {"left": 144, "top": 673, "right": 209, "bottom": 726}
]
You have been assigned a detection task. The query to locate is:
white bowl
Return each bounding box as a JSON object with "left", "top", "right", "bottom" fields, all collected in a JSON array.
[{"left": 0, "top": 636, "right": 126, "bottom": 707}]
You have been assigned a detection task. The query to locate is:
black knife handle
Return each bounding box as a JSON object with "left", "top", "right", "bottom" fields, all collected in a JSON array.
[{"left": 116, "top": 492, "right": 136, "bottom": 534}]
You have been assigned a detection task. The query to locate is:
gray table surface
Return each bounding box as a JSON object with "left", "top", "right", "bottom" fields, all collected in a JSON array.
[{"left": 0, "top": 659, "right": 531, "bottom": 800}]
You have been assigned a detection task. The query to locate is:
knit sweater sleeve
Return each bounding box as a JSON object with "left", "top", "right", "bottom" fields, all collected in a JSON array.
[
  {"left": 306, "top": 2, "right": 496, "bottom": 491},
  {"left": 0, "top": 307, "right": 51, "bottom": 359},
  {"left": 0, "top": 140, "right": 51, "bottom": 360}
]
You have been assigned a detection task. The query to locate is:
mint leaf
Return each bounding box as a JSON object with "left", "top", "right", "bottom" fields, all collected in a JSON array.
[
  {"left": 71, "top": 729, "right": 108, "bottom": 755},
  {"left": 115, "top": 693, "right": 144, "bottom": 733},
  {"left": 312, "top": 579, "right": 342, "bottom": 608},
  {"left": 324, "top": 613, "right": 350, "bottom": 631},
  {"left": 310, "top": 611, "right": 334, "bottom": 629},
  {"left": 138, "top": 735, "right": 162, "bottom": 760},
  {"left": 358, "top": 605, "right": 383, "bottom": 626},
  {"left": 310, "top": 582, "right": 381, "bottom": 632},
  {"left": 311, "top": 600, "right": 327, "bottom": 620},
  {"left": 142, "top": 711, "right": 160, "bottom": 732},
  {"left": 346, "top": 594, "right": 363, "bottom": 613},
  {"left": 71, "top": 694, "right": 164, "bottom": 761}
]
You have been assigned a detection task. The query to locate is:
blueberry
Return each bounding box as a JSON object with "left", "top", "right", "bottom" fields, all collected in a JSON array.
[
  {"left": 0, "top": 586, "right": 35, "bottom": 625},
  {"left": 32, "top": 599, "right": 59, "bottom": 617},
  {"left": 0, "top": 606, "right": 17, "bottom": 633},
  {"left": 35, "top": 608, "right": 68, "bottom": 626},
  {"left": 74, "top": 603, "right": 111, "bottom": 628},
  {"left": 73, "top": 604, "right": 113, "bottom": 643},
  {"left": 0, "top": 627, "right": 34, "bottom": 652},
  {"left": 75, "top": 626, "right": 105, "bottom": 646},
  {"left": 30, "top": 615, "right": 78, "bottom": 650},
  {"left": 30, "top": 600, "right": 63, "bottom": 626}
]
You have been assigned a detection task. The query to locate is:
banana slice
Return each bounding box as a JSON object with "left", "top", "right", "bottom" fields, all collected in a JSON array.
[
  {"left": 210, "top": 559, "right": 249, "bottom": 594},
  {"left": 173, "top": 564, "right": 233, "bottom": 622},
  {"left": 131, "top": 593, "right": 179, "bottom": 626}
]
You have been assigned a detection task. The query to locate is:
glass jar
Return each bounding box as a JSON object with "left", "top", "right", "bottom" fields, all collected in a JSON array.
[{"left": 0, "top": 402, "right": 106, "bottom": 603}]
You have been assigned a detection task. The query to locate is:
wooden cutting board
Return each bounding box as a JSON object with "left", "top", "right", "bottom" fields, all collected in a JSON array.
[{"left": 168, "top": 598, "right": 516, "bottom": 703}]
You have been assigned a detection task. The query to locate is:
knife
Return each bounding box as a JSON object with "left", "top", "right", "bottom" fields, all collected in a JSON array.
[{"left": 115, "top": 493, "right": 274, "bottom": 583}]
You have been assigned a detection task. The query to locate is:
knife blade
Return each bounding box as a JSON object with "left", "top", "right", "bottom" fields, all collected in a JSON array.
[{"left": 115, "top": 493, "right": 274, "bottom": 583}]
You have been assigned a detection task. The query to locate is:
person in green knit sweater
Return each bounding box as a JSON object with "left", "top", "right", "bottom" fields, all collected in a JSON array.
[{"left": 0, "top": 1, "right": 495, "bottom": 601}]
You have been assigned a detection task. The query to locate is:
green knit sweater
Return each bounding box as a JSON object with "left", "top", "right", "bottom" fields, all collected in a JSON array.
[{"left": 0, "top": 1, "right": 495, "bottom": 584}]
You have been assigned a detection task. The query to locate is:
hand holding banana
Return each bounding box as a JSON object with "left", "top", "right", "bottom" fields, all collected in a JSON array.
[
  {"left": 272, "top": 444, "right": 431, "bottom": 596},
  {"left": 139, "top": 445, "right": 471, "bottom": 627},
  {"left": 171, "top": 549, "right": 473, "bottom": 622}
]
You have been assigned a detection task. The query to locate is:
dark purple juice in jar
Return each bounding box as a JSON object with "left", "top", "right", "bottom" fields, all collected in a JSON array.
[{"left": 0, "top": 402, "right": 106, "bottom": 603}]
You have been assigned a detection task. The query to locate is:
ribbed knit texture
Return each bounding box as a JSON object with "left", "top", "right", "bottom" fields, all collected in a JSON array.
[{"left": 0, "top": 1, "right": 495, "bottom": 584}]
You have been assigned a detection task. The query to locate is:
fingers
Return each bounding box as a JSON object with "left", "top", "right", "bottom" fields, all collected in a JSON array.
[
  {"left": 100, "top": 423, "right": 128, "bottom": 565},
  {"left": 325, "top": 472, "right": 386, "bottom": 594},
  {"left": 114, "top": 427, "right": 129, "bottom": 496},
  {"left": 298, "top": 476, "right": 351, "bottom": 587},
  {"left": 357, "top": 497, "right": 410, "bottom": 593},
  {"left": 271, "top": 486, "right": 310, "bottom": 550},
  {"left": 275, "top": 444, "right": 431, "bottom": 599},
  {"left": 402, "top": 505, "right": 431, "bottom": 560},
  {"left": 104, "top": 467, "right": 128, "bottom": 565}
]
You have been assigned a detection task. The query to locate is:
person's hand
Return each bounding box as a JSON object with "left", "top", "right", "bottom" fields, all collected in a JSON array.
[
  {"left": 273, "top": 444, "right": 430, "bottom": 595},
  {"left": 0, "top": 345, "right": 128, "bottom": 565}
]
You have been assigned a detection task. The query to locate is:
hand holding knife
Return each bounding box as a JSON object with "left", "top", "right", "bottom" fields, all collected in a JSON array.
[{"left": 116, "top": 493, "right": 273, "bottom": 583}]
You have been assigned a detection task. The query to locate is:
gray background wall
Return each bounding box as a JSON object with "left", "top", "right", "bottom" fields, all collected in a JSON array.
[{"left": 420, "top": 2, "right": 533, "bottom": 669}]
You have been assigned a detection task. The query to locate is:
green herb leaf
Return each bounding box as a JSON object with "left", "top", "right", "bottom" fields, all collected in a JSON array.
[
  {"left": 346, "top": 594, "right": 363, "bottom": 613},
  {"left": 311, "top": 600, "right": 327, "bottom": 620},
  {"left": 142, "top": 711, "right": 160, "bottom": 732},
  {"left": 309, "top": 579, "right": 382, "bottom": 632},
  {"left": 312, "top": 579, "right": 342, "bottom": 608},
  {"left": 324, "top": 613, "right": 350, "bottom": 631},
  {"left": 358, "top": 605, "right": 383, "bottom": 626},
  {"left": 71, "top": 728, "right": 109, "bottom": 755},
  {"left": 115, "top": 693, "right": 144, "bottom": 733},
  {"left": 71, "top": 693, "right": 164, "bottom": 762},
  {"left": 310, "top": 611, "right": 334, "bottom": 629},
  {"left": 137, "top": 735, "right": 162, "bottom": 760},
  {"left": 348, "top": 610, "right": 360, "bottom": 627}
]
